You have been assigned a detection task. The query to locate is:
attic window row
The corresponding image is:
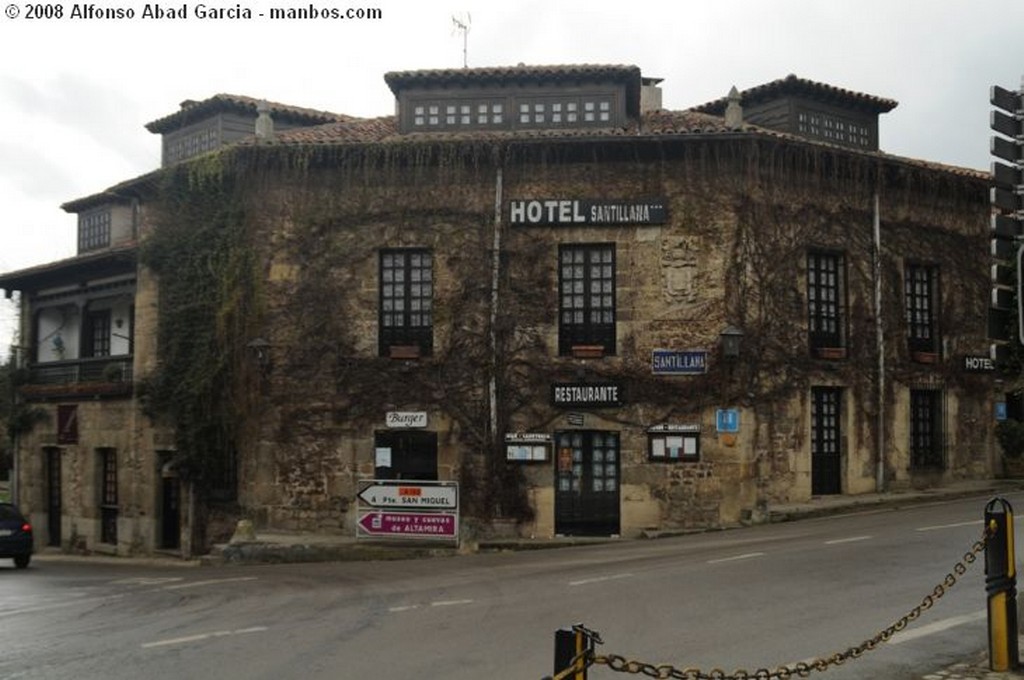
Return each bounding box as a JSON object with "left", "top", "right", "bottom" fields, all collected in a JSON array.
[
  {"left": 410, "top": 95, "right": 614, "bottom": 130},
  {"left": 165, "top": 126, "right": 219, "bottom": 164},
  {"left": 797, "top": 111, "right": 870, "bottom": 148}
]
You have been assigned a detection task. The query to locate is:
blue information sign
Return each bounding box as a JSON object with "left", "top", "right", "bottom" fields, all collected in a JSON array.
[
  {"left": 716, "top": 409, "right": 740, "bottom": 433},
  {"left": 652, "top": 350, "right": 708, "bottom": 375},
  {"left": 996, "top": 402, "right": 1008, "bottom": 422}
]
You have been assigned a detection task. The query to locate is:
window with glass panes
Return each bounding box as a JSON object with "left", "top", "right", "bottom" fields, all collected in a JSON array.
[
  {"left": 517, "top": 96, "right": 612, "bottom": 127},
  {"left": 379, "top": 249, "right": 433, "bottom": 356},
  {"left": 412, "top": 100, "right": 504, "bottom": 128},
  {"left": 559, "top": 244, "right": 615, "bottom": 355},
  {"left": 84, "top": 309, "right": 111, "bottom": 358},
  {"left": 78, "top": 209, "right": 111, "bottom": 252},
  {"left": 807, "top": 251, "right": 845, "bottom": 350},
  {"left": 905, "top": 264, "right": 939, "bottom": 353}
]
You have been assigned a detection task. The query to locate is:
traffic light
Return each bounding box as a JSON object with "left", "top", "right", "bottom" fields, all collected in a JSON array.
[{"left": 989, "top": 82, "right": 1023, "bottom": 358}]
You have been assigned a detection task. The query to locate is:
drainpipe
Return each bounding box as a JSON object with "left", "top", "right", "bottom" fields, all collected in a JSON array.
[
  {"left": 873, "top": 192, "right": 886, "bottom": 492},
  {"left": 489, "top": 166, "right": 503, "bottom": 442}
]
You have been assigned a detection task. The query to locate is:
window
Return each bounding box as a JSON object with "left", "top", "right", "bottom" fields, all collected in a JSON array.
[
  {"left": 797, "top": 110, "right": 871, "bottom": 148},
  {"left": 910, "top": 390, "right": 944, "bottom": 469},
  {"left": 807, "top": 251, "right": 846, "bottom": 353},
  {"left": 408, "top": 95, "right": 614, "bottom": 130},
  {"left": 648, "top": 428, "right": 700, "bottom": 462},
  {"left": 559, "top": 244, "right": 616, "bottom": 355},
  {"left": 99, "top": 448, "right": 118, "bottom": 545},
  {"left": 165, "top": 126, "right": 218, "bottom": 165},
  {"left": 905, "top": 264, "right": 939, "bottom": 354},
  {"left": 518, "top": 96, "right": 613, "bottom": 127},
  {"left": 413, "top": 100, "right": 503, "bottom": 128},
  {"left": 380, "top": 249, "right": 433, "bottom": 356},
  {"left": 78, "top": 209, "right": 111, "bottom": 252},
  {"left": 83, "top": 309, "right": 111, "bottom": 358}
]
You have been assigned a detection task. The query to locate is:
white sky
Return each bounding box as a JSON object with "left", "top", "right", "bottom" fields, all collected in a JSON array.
[{"left": 1, "top": 0, "right": 1022, "bottom": 360}]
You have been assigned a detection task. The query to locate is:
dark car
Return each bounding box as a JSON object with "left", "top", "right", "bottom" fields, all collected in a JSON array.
[{"left": 0, "top": 502, "right": 33, "bottom": 569}]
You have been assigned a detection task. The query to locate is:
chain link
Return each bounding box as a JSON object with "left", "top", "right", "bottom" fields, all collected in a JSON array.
[{"left": 557, "top": 522, "right": 994, "bottom": 680}]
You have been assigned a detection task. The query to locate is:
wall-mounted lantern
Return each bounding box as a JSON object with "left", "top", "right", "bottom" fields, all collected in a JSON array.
[
  {"left": 246, "top": 337, "right": 272, "bottom": 374},
  {"left": 719, "top": 325, "right": 744, "bottom": 360}
]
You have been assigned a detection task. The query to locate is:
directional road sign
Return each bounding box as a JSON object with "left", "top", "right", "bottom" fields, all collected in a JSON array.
[
  {"left": 356, "top": 481, "right": 458, "bottom": 510},
  {"left": 357, "top": 511, "right": 458, "bottom": 540}
]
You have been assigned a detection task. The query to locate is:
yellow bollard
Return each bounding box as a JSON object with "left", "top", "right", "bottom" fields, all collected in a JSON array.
[{"left": 985, "top": 497, "right": 1019, "bottom": 671}]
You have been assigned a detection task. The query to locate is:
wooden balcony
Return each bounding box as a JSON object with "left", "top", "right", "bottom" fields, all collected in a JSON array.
[{"left": 19, "top": 356, "right": 134, "bottom": 400}]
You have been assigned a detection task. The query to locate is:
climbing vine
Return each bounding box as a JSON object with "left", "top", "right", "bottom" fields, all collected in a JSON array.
[{"left": 141, "top": 155, "right": 263, "bottom": 502}]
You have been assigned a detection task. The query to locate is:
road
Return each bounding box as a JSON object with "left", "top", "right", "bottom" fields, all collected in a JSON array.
[{"left": 0, "top": 492, "right": 1017, "bottom": 679}]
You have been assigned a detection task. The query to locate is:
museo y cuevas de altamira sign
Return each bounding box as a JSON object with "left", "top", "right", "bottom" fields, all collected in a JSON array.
[{"left": 509, "top": 199, "right": 668, "bottom": 226}]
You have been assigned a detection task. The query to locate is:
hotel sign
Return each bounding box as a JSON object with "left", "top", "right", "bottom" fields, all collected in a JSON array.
[
  {"left": 652, "top": 350, "right": 708, "bottom": 375},
  {"left": 510, "top": 199, "right": 667, "bottom": 226},
  {"left": 551, "top": 382, "right": 622, "bottom": 408}
]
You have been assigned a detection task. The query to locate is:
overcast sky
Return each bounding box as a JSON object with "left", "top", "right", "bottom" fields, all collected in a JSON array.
[{"left": 1, "top": 0, "right": 1022, "bottom": 360}]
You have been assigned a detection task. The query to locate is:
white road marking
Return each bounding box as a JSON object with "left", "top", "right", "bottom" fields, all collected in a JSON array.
[
  {"left": 706, "top": 552, "right": 765, "bottom": 565},
  {"left": 141, "top": 626, "right": 268, "bottom": 649},
  {"left": 162, "top": 576, "right": 258, "bottom": 590},
  {"left": 388, "top": 605, "right": 422, "bottom": 613},
  {"left": 431, "top": 599, "right": 474, "bottom": 607},
  {"left": 888, "top": 610, "right": 986, "bottom": 644},
  {"left": 0, "top": 594, "right": 126, "bottom": 618},
  {"left": 569, "top": 573, "right": 634, "bottom": 587},
  {"left": 824, "top": 535, "right": 872, "bottom": 545},
  {"left": 110, "top": 577, "right": 185, "bottom": 586},
  {"left": 916, "top": 520, "right": 983, "bottom": 532}
]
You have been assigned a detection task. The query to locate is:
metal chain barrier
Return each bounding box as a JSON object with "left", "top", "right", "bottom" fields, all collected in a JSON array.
[{"left": 550, "top": 522, "right": 995, "bottom": 680}]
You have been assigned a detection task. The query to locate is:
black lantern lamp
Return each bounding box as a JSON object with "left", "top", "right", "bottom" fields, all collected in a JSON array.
[
  {"left": 720, "top": 325, "right": 743, "bottom": 359},
  {"left": 246, "top": 337, "right": 272, "bottom": 373}
]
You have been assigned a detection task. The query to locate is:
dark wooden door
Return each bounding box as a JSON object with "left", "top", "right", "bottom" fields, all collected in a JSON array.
[
  {"left": 46, "top": 448, "right": 61, "bottom": 547},
  {"left": 554, "top": 430, "right": 620, "bottom": 536},
  {"left": 161, "top": 476, "right": 181, "bottom": 550},
  {"left": 811, "top": 388, "right": 842, "bottom": 495},
  {"left": 373, "top": 431, "right": 438, "bottom": 481}
]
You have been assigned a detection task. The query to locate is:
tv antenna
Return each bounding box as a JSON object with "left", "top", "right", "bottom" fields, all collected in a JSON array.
[{"left": 451, "top": 13, "right": 471, "bottom": 68}]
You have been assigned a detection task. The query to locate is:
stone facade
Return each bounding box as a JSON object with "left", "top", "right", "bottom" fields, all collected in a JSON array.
[{"left": 0, "top": 64, "right": 999, "bottom": 556}]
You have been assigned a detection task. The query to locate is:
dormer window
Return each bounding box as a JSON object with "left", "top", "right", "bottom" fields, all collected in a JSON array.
[
  {"left": 386, "top": 65, "right": 640, "bottom": 135},
  {"left": 78, "top": 209, "right": 111, "bottom": 252}
]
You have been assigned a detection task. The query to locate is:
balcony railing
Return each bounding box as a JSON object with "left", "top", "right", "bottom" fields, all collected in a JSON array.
[{"left": 20, "top": 356, "right": 134, "bottom": 399}]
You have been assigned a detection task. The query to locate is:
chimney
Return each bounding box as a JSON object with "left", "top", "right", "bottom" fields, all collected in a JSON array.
[
  {"left": 640, "top": 77, "right": 664, "bottom": 113},
  {"left": 255, "top": 100, "right": 275, "bottom": 142},
  {"left": 724, "top": 86, "right": 743, "bottom": 128}
]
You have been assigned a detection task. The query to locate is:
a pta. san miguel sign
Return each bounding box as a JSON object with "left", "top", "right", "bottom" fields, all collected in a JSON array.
[{"left": 509, "top": 199, "right": 667, "bottom": 226}]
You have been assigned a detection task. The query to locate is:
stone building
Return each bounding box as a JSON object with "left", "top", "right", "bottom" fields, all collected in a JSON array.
[{"left": 0, "top": 64, "right": 996, "bottom": 556}]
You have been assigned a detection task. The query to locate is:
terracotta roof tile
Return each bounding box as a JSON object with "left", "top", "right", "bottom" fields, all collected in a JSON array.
[
  {"left": 246, "top": 108, "right": 983, "bottom": 181},
  {"left": 693, "top": 74, "right": 898, "bottom": 114},
  {"left": 383, "top": 64, "right": 642, "bottom": 95},
  {"left": 145, "top": 94, "right": 350, "bottom": 133}
]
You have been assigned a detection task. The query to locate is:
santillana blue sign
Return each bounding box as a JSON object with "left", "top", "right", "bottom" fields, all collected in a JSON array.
[{"left": 652, "top": 350, "right": 708, "bottom": 375}]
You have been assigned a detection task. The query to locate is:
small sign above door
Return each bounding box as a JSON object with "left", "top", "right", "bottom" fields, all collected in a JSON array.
[{"left": 386, "top": 412, "right": 427, "bottom": 428}]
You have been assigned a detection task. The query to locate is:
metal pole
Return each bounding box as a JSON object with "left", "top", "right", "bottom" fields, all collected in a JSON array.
[
  {"left": 873, "top": 192, "right": 885, "bottom": 492},
  {"left": 985, "top": 497, "right": 1019, "bottom": 671}
]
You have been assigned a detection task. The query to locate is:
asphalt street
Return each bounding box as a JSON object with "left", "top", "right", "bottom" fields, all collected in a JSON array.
[{"left": 0, "top": 492, "right": 1017, "bottom": 679}]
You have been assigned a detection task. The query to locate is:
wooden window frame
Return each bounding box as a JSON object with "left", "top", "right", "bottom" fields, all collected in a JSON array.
[
  {"left": 905, "top": 263, "right": 940, "bottom": 356},
  {"left": 807, "top": 250, "right": 847, "bottom": 355},
  {"left": 558, "top": 243, "right": 616, "bottom": 356},
  {"left": 379, "top": 248, "right": 433, "bottom": 358}
]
